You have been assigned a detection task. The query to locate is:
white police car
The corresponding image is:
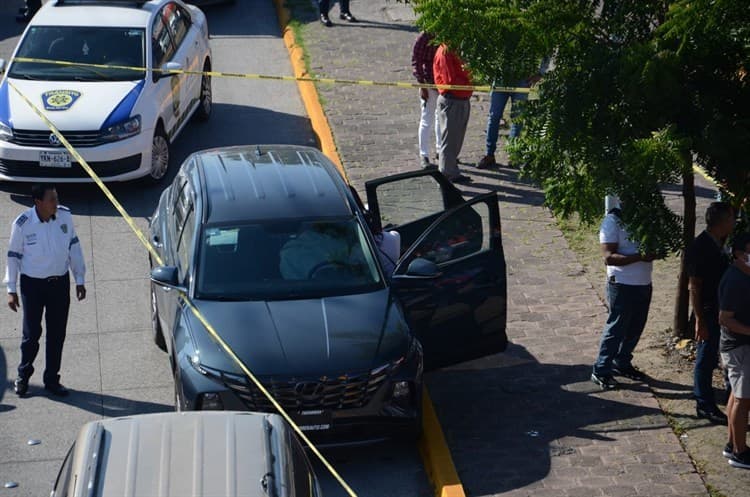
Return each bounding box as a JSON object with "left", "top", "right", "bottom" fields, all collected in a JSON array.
[{"left": 0, "top": 0, "right": 212, "bottom": 182}]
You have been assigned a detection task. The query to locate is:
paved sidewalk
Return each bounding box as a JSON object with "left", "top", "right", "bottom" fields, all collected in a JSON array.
[{"left": 289, "top": 1, "right": 710, "bottom": 495}]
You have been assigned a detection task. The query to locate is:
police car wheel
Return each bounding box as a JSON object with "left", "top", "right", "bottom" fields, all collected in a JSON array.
[
  {"left": 150, "top": 284, "right": 167, "bottom": 351},
  {"left": 149, "top": 126, "right": 170, "bottom": 182},
  {"left": 196, "top": 60, "right": 212, "bottom": 122}
]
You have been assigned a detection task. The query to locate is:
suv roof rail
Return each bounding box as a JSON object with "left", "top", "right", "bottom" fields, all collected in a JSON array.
[{"left": 54, "top": 0, "right": 147, "bottom": 6}]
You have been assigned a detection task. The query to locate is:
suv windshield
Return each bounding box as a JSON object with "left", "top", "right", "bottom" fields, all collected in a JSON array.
[
  {"left": 8, "top": 26, "right": 146, "bottom": 81},
  {"left": 197, "top": 218, "right": 383, "bottom": 300}
]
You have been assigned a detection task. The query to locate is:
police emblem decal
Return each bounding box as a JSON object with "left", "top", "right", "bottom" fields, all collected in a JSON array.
[
  {"left": 61, "top": 224, "right": 68, "bottom": 234},
  {"left": 41, "top": 90, "right": 82, "bottom": 111}
]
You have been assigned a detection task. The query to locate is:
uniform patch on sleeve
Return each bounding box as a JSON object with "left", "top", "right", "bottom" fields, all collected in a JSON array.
[{"left": 15, "top": 214, "right": 28, "bottom": 227}]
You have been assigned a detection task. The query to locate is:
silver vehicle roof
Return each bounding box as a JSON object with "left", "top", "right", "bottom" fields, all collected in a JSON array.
[{"left": 65, "top": 411, "right": 296, "bottom": 497}]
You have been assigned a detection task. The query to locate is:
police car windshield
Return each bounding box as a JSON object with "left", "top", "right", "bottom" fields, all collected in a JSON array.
[
  {"left": 8, "top": 26, "right": 146, "bottom": 81},
  {"left": 196, "top": 218, "right": 384, "bottom": 301}
]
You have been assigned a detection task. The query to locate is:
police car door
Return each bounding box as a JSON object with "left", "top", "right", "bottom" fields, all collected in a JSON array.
[
  {"left": 150, "top": 4, "right": 184, "bottom": 140},
  {"left": 162, "top": 3, "right": 199, "bottom": 135}
]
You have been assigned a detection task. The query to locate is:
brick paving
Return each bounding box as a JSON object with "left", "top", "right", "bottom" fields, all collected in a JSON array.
[{"left": 287, "top": 1, "right": 710, "bottom": 495}]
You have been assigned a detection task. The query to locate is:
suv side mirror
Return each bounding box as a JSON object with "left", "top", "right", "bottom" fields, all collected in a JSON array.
[
  {"left": 393, "top": 258, "right": 442, "bottom": 280},
  {"left": 156, "top": 61, "right": 183, "bottom": 80},
  {"left": 150, "top": 266, "right": 186, "bottom": 292}
]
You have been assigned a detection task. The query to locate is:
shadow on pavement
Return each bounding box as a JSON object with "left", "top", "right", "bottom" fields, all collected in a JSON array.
[
  {"left": 47, "top": 388, "right": 172, "bottom": 417},
  {"left": 427, "top": 343, "right": 669, "bottom": 495}
]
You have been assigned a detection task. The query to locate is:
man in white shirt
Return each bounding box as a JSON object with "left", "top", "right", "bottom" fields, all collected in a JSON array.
[
  {"left": 591, "top": 196, "right": 659, "bottom": 390},
  {"left": 4, "top": 184, "right": 86, "bottom": 397}
]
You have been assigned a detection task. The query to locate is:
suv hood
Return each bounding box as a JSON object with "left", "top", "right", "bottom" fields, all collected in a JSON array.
[
  {"left": 191, "top": 288, "right": 410, "bottom": 377},
  {"left": 1, "top": 79, "right": 142, "bottom": 131}
]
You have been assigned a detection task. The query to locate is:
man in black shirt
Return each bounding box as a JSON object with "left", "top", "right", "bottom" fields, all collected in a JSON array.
[
  {"left": 686, "top": 202, "right": 735, "bottom": 424},
  {"left": 719, "top": 233, "right": 750, "bottom": 469}
]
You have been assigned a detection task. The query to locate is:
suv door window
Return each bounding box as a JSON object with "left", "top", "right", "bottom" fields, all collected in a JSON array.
[
  {"left": 391, "top": 193, "right": 507, "bottom": 370},
  {"left": 365, "top": 170, "right": 465, "bottom": 253},
  {"left": 176, "top": 205, "right": 195, "bottom": 279}
]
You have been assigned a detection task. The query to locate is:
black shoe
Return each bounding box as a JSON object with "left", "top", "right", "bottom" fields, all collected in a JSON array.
[
  {"left": 339, "top": 12, "right": 358, "bottom": 22},
  {"left": 729, "top": 448, "right": 750, "bottom": 469},
  {"left": 724, "top": 442, "right": 734, "bottom": 458},
  {"left": 421, "top": 156, "right": 437, "bottom": 170},
  {"left": 612, "top": 364, "right": 648, "bottom": 381},
  {"left": 696, "top": 406, "right": 728, "bottom": 425},
  {"left": 448, "top": 174, "right": 472, "bottom": 184},
  {"left": 14, "top": 377, "right": 28, "bottom": 397},
  {"left": 320, "top": 14, "right": 333, "bottom": 27},
  {"left": 591, "top": 372, "right": 618, "bottom": 390},
  {"left": 44, "top": 383, "right": 69, "bottom": 397}
]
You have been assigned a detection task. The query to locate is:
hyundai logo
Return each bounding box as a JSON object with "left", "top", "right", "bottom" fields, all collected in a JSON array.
[
  {"left": 294, "top": 381, "right": 324, "bottom": 399},
  {"left": 49, "top": 133, "right": 61, "bottom": 146}
]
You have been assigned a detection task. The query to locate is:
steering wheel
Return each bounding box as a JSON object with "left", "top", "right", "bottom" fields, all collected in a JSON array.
[{"left": 308, "top": 261, "right": 348, "bottom": 279}]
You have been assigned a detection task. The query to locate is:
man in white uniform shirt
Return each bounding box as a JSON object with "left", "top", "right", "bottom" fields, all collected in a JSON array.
[
  {"left": 591, "top": 196, "right": 659, "bottom": 390},
  {"left": 4, "top": 184, "right": 86, "bottom": 397}
]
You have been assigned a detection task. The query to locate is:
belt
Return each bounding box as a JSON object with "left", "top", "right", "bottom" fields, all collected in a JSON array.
[
  {"left": 22, "top": 273, "right": 68, "bottom": 282},
  {"left": 441, "top": 92, "right": 470, "bottom": 101}
]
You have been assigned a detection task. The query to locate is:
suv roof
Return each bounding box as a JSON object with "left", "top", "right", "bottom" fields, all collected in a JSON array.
[
  {"left": 34, "top": 0, "right": 160, "bottom": 26},
  {"left": 66, "top": 412, "right": 293, "bottom": 497},
  {"left": 194, "top": 145, "right": 354, "bottom": 225}
]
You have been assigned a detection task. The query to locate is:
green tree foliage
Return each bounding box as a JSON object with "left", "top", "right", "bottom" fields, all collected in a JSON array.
[{"left": 413, "top": 0, "right": 749, "bottom": 336}]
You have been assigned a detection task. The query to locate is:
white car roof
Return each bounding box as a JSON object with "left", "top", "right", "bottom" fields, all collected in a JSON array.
[{"left": 31, "top": 0, "right": 166, "bottom": 28}]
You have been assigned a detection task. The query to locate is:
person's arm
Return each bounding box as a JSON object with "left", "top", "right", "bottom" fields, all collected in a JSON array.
[
  {"left": 601, "top": 243, "right": 648, "bottom": 266},
  {"left": 689, "top": 276, "right": 709, "bottom": 340},
  {"left": 4, "top": 220, "right": 23, "bottom": 311},
  {"left": 68, "top": 222, "right": 86, "bottom": 300},
  {"left": 719, "top": 310, "right": 750, "bottom": 336},
  {"left": 412, "top": 34, "right": 427, "bottom": 83}
]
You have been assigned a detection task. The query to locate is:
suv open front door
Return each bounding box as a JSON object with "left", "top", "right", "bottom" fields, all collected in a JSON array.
[{"left": 364, "top": 171, "right": 507, "bottom": 370}]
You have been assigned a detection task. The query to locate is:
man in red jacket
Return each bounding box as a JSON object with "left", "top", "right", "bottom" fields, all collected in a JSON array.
[{"left": 433, "top": 44, "right": 473, "bottom": 184}]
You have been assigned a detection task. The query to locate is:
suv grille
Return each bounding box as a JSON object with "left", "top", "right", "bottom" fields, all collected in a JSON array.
[
  {"left": 204, "top": 367, "right": 391, "bottom": 411},
  {"left": 11, "top": 129, "right": 105, "bottom": 148}
]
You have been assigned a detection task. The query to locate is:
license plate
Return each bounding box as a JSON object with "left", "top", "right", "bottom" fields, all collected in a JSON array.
[
  {"left": 294, "top": 410, "right": 332, "bottom": 432},
  {"left": 39, "top": 151, "right": 71, "bottom": 168}
]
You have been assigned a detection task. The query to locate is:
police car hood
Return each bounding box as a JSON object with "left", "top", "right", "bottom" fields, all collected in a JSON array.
[{"left": 3, "top": 79, "right": 142, "bottom": 131}]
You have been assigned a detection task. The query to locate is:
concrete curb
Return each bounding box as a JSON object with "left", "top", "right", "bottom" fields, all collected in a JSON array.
[
  {"left": 271, "top": 2, "right": 467, "bottom": 496},
  {"left": 271, "top": 0, "right": 348, "bottom": 182}
]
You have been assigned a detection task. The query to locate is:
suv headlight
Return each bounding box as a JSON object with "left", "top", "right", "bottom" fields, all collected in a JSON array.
[
  {"left": 101, "top": 115, "right": 140, "bottom": 142},
  {"left": 0, "top": 121, "right": 13, "bottom": 142}
]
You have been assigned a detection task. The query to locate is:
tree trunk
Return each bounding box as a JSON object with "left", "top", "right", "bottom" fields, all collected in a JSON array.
[{"left": 673, "top": 164, "right": 696, "bottom": 339}]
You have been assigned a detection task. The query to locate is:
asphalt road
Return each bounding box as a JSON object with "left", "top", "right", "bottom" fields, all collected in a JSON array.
[{"left": 0, "top": 2, "right": 429, "bottom": 496}]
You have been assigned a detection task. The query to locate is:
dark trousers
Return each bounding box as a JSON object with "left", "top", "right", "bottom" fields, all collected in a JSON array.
[
  {"left": 319, "top": 0, "right": 350, "bottom": 15},
  {"left": 593, "top": 282, "right": 652, "bottom": 375},
  {"left": 17, "top": 273, "right": 70, "bottom": 386},
  {"left": 693, "top": 308, "right": 721, "bottom": 410}
]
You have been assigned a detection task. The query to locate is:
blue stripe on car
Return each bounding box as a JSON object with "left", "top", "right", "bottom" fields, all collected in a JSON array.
[
  {"left": 0, "top": 81, "right": 10, "bottom": 126},
  {"left": 100, "top": 80, "right": 144, "bottom": 130}
]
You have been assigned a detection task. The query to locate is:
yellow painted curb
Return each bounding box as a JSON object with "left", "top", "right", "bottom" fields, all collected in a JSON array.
[
  {"left": 418, "top": 388, "right": 467, "bottom": 497},
  {"left": 272, "top": 3, "right": 466, "bottom": 496},
  {"left": 272, "top": 0, "right": 348, "bottom": 182}
]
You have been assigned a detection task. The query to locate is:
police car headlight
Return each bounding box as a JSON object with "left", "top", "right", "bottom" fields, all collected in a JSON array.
[
  {"left": 101, "top": 115, "right": 141, "bottom": 142},
  {"left": 0, "top": 121, "right": 13, "bottom": 142}
]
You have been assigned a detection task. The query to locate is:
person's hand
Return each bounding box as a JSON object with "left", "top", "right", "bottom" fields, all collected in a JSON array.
[
  {"left": 641, "top": 253, "right": 660, "bottom": 262},
  {"left": 76, "top": 285, "right": 86, "bottom": 301},
  {"left": 8, "top": 293, "right": 19, "bottom": 312},
  {"left": 695, "top": 318, "right": 709, "bottom": 342},
  {"left": 420, "top": 87, "right": 429, "bottom": 101}
]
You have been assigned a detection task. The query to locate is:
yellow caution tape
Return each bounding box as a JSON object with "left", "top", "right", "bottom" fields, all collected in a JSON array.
[
  {"left": 11, "top": 57, "right": 537, "bottom": 95},
  {"left": 7, "top": 80, "right": 359, "bottom": 497}
]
